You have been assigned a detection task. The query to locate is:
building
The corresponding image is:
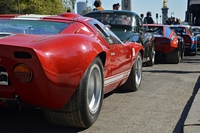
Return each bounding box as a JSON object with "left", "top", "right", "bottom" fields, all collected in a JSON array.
[
  {"left": 77, "top": 1, "right": 87, "bottom": 15},
  {"left": 186, "top": 0, "right": 200, "bottom": 25}
]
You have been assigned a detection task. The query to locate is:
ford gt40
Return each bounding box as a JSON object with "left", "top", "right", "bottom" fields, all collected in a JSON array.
[{"left": 0, "top": 13, "right": 144, "bottom": 128}]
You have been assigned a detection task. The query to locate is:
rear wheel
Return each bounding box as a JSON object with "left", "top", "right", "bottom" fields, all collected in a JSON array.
[
  {"left": 120, "top": 52, "right": 142, "bottom": 92},
  {"left": 146, "top": 46, "right": 155, "bottom": 66},
  {"left": 43, "top": 57, "right": 104, "bottom": 128},
  {"left": 166, "top": 50, "right": 180, "bottom": 64},
  {"left": 181, "top": 40, "right": 185, "bottom": 59}
]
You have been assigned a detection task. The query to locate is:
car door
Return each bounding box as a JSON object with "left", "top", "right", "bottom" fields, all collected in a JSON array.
[{"left": 90, "top": 20, "right": 132, "bottom": 76}]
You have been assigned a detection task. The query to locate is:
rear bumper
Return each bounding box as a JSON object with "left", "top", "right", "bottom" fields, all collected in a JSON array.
[{"left": 184, "top": 43, "right": 196, "bottom": 52}]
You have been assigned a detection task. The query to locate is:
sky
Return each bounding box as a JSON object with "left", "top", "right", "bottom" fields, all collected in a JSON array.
[{"left": 76, "top": 0, "right": 188, "bottom": 23}]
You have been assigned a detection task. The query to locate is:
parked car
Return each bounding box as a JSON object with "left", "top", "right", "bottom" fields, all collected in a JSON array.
[
  {"left": 84, "top": 10, "right": 155, "bottom": 66},
  {"left": 170, "top": 25, "right": 197, "bottom": 55},
  {"left": 191, "top": 26, "right": 200, "bottom": 49},
  {"left": 0, "top": 13, "right": 144, "bottom": 128},
  {"left": 144, "top": 24, "right": 184, "bottom": 64}
]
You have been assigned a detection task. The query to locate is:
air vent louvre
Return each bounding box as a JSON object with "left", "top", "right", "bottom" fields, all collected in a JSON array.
[{"left": 14, "top": 52, "right": 32, "bottom": 59}]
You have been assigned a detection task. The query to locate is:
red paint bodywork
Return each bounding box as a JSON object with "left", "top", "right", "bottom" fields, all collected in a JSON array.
[
  {"left": 0, "top": 13, "right": 143, "bottom": 109},
  {"left": 145, "top": 24, "right": 179, "bottom": 54}
]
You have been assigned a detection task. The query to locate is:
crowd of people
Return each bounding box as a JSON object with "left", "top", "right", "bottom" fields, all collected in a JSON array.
[{"left": 165, "top": 17, "right": 181, "bottom": 25}]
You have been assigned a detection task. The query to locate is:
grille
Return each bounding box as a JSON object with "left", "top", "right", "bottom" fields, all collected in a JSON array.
[{"left": 0, "top": 66, "right": 11, "bottom": 86}]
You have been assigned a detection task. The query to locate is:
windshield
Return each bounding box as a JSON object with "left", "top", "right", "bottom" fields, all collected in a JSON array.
[{"left": 0, "top": 19, "right": 68, "bottom": 35}]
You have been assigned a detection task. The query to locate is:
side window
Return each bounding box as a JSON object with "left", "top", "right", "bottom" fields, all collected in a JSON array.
[
  {"left": 94, "top": 23, "right": 114, "bottom": 44},
  {"left": 89, "top": 20, "right": 122, "bottom": 45}
]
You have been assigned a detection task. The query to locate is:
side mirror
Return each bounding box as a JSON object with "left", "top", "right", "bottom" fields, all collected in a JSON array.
[{"left": 132, "top": 35, "right": 139, "bottom": 42}]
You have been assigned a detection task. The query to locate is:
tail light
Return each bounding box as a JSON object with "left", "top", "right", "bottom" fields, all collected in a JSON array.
[{"left": 13, "top": 64, "right": 32, "bottom": 83}]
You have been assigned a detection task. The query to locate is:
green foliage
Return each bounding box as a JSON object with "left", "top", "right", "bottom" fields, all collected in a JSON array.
[
  {"left": 63, "top": 0, "right": 76, "bottom": 12},
  {"left": 0, "top": 0, "right": 71, "bottom": 15},
  {"left": 82, "top": 6, "right": 92, "bottom": 15}
]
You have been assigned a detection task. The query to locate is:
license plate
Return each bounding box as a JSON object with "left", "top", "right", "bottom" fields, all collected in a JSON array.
[
  {"left": 0, "top": 72, "right": 8, "bottom": 85},
  {"left": 185, "top": 46, "right": 190, "bottom": 48}
]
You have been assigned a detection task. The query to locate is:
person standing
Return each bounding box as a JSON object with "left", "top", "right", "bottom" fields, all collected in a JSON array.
[
  {"left": 93, "top": 0, "right": 104, "bottom": 10},
  {"left": 113, "top": 3, "right": 120, "bottom": 10},
  {"left": 144, "top": 12, "right": 155, "bottom": 24},
  {"left": 140, "top": 14, "right": 144, "bottom": 23}
]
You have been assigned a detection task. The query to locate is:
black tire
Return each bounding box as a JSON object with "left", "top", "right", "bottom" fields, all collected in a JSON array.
[
  {"left": 120, "top": 52, "right": 142, "bottom": 92},
  {"left": 191, "top": 46, "right": 197, "bottom": 56},
  {"left": 43, "top": 57, "right": 104, "bottom": 128},
  {"left": 181, "top": 40, "right": 185, "bottom": 59},
  {"left": 166, "top": 50, "right": 180, "bottom": 64},
  {"left": 146, "top": 46, "right": 155, "bottom": 66}
]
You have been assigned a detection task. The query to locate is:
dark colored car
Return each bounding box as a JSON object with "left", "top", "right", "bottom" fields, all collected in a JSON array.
[
  {"left": 144, "top": 24, "right": 184, "bottom": 64},
  {"left": 170, "top": 25, "right": 197, "bottom": 55},
  {"left": 191, "top": 26, "right": 200, "bottom": 49},
  {"left": 84, "top": 10, "right": 155, "bottom": 66}
]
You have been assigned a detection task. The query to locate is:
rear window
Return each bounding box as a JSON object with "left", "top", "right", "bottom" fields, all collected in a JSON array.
[
  {"left": 147, "top": 26, "right": 163, "bottom": 35},
  {"left": 0, "top": 19, "right": 68, "bottom": 35}
]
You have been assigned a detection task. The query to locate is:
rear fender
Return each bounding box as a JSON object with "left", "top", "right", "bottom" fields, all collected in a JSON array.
[{"left": 35, "top": 34, "right": 105, "bottom": 92}]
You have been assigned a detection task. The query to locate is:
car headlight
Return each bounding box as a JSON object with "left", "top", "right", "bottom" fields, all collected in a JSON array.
[{"left": 13, "top": 64, "right": 32, "bottom": 83}]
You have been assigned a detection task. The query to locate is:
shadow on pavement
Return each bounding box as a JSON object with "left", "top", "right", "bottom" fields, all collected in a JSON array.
[
  {"left": 143, "top": 69, "right": 200, "bottom": 74},
  {"left": 0, "top": 102, "right": 86, "bottom": 133},
  {"left": 173, "top": 76, "right": 200, "bottom": 133}
]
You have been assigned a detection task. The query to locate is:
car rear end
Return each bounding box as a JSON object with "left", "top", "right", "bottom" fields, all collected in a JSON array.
[
  {"left": 0, "top": 15, "right": 77, "bottom": 109},
  {"left": 0, "top": 40, "right": 77, "bottom": 109},
  {"left": 182, "top": 34, "right": 197, "bottom": 53},
  {"left": 148, "top": 25, "right": 179, "bottom": 57},
  {"left": 191, "top": 26, "right": 200, "bottom": 49}
]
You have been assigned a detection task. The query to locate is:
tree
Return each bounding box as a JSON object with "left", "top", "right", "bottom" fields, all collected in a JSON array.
[
  {"left": 62, "top": 0, "right": 76, "bottom": 12},
  {"left": 82, "top": 6, "right": 92, "bottom": 15},
  {"left": 0, "top": 0, "right": 68, "bottom": 15}
]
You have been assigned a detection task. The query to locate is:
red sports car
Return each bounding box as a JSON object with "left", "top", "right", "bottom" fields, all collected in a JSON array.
[
  {"left": 144, "top": 24, "right": 184, "bottom": 64},
  {"left": 0, "top": 13, "right": 144, "bottom": 128}
]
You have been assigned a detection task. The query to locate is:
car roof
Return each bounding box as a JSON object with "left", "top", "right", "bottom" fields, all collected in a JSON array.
[
  {"left": 144, "top": 24, "right": 164, "bottom": 27},
  {"left": 170, "top": 25, "right": 188, "bottom": 28},
  {"left": 0, "top": 13, "right": 92, "bottom": 23},
  {"left": 191, "top": 26, "right": 200, "bottom": 29}
]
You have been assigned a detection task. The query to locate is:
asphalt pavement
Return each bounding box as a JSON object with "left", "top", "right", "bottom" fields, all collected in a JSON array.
[{"left": 183, "top": 76, "right": 200, "bottom": 133}]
